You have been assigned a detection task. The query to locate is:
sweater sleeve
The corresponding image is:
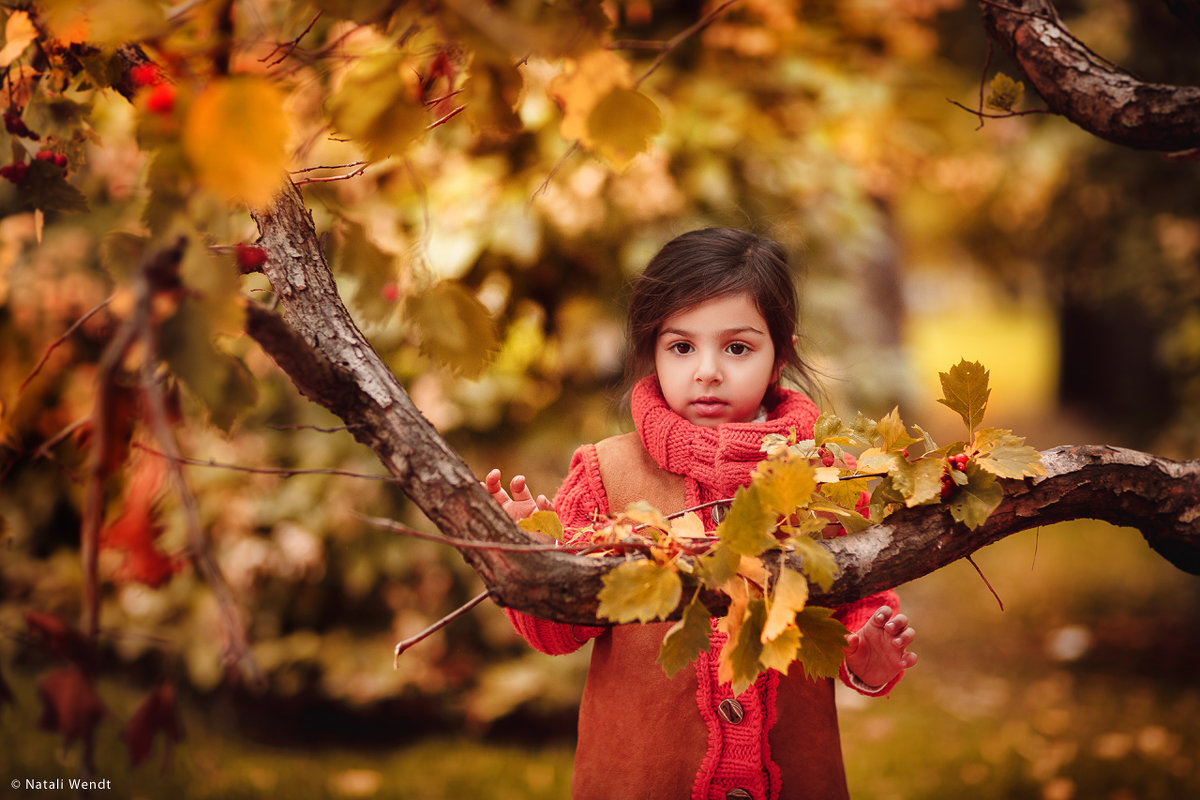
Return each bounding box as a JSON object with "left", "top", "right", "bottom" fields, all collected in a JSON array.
[
  {"left": 834, "top": 589, "right": 906, "bottom": 697},
  {"left": 503, "top": 444, "right": 609, "bottom": 655}
]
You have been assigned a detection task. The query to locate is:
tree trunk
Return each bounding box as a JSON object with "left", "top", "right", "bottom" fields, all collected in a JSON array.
[{"left": 246, "top": 183, "right": 1200, "bottom": 626}]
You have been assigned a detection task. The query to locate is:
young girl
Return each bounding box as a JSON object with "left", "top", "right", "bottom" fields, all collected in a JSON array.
[{"left": 486, "top": 228, "right": 917, "bottom": 800}]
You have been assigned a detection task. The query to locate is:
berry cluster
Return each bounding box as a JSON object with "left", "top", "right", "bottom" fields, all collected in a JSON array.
[
  {"left": 939, "top": 452, "right": 971, "bottom": 500},
  {"left": 0, "top": 161, "right": 29, "bottom": 184},
  {"left": 131, "top": 62, "right": 175, "bottom": 115},
  {"left": 37, "top": 149, "right": 68, "bottom": 172},
  {"left": 3, "top": 109, "right": 39, "bottom": 140}
]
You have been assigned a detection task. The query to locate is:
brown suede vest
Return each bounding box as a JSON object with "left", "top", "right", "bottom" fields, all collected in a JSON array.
[{"left": 571, "top": 433, "right": 848, "bottom": 800}]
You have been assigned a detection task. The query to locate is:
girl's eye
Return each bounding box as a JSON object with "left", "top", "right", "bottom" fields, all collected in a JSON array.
[
  {"left": 727, "top": 343, "right": 749, "bottom": 356},
  {"left": 669, "top": 342, "right": 694, "bottom": 355}
]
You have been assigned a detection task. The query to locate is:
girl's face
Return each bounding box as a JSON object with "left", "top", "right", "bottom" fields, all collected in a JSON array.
[{"left": 654, "top": 292, "right": 778, "bottom": 427}]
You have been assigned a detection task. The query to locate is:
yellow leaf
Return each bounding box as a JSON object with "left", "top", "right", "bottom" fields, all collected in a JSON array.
[
  {"left": 183, "top": 77, "right": 290, "bottom": 208},
  {"left": 0, "top": 11, "right": 37, "bottom": 67},
  {"left": 667, "top": 511, "right": 706, "bottom": 542},
  {"left": 586, "top": 86, "right": 662, "bottom": 169},
  {"left": 753, "top": 453, "right": 817, "bottom": 515},
  {"left": 985, "top": 72, "right": 1025, "bottom": 112},
  {"left": 404, "top": 281, "right": 498, "bottom": 377},
  {"left": 551, "top": 48, "right": 632, "bottom": 143},
  {"left": 759, "top": 625, "right": 802, "bottom": 675},
  {"left": 762, "top": 567, "right": 809, "bottom": 643}
]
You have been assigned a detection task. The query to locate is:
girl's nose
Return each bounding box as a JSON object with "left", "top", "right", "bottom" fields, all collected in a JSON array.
[{"left": 695, "top": 352, "right": 722, "bottom": 384}]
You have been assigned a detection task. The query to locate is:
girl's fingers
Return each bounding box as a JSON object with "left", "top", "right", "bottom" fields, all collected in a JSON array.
[
  {"left": 484, "top": 469, "right": 511, "bottom": 503},
  {"left": 509, "top": 475, "right": 532, "bottom": 501}
]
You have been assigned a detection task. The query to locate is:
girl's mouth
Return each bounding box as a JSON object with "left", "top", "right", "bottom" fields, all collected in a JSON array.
[{"left": 691, "top": 397, "right": 728, "bottom": 416}]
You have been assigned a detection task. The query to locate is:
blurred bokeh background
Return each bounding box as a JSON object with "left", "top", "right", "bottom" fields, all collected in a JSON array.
[{"left": 2, "top": 1, "right": 1199, "bottom": 797}]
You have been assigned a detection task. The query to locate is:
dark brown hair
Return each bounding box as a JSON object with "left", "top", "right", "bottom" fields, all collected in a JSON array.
[{"left": 624, "top": 227, "right": 816, "bottom": 394}]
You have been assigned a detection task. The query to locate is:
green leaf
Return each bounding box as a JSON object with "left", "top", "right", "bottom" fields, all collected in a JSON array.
[
  {"left": 160, "top": 299, "right": 257, "bottom": 432},
  {"left": 657, "top": 593, "right": 711, "bottom": 677},
  {"left": 22, "top": 158, "right": 88, "bottom": 213},
  {"left": 793, "top": 606, "right": 849, "bottom": 681},
  {"left": 404, "top": 281, "right": 499, "bottom": 377},
  {"left": 937, "top": 360, "right": 991, "bottom": 433},
  {"left": 586, "top": 86, "right": 662, "bottom": 170},
  {"left": 985, "top": 72, "right": 1025, "bottom": 112},
  {"left": 890, "top": 456, "right": 947, "bottom": 508},
  {"left": 598, "top": 560, "right": 682, "bottom": 624},
  {"left": 752, "top": 454, "right": 816, "bottom": 517},
  {"left": 946, "top": 464, "right": 1003, "bottom": 529},
  {"left": 518, "top": 510, "right": 563, "bottom": 541},
  {"left": 809, "top": 496, "right": 871, "bottom": 534},
  {"left": 763, "top": 567, "right": 809, "bottom": 642},
  {"left": 717, "top": 484, "right": 779, "bottom": 556},
  {"left": 787, "top": 533, "right": 839, "bottom": 592},
  {"left": 727, "top": 598, "right": 767, "bottom": 695},
  {"left": 972, "top": 428, "right": 1047, "bottom": 479}
]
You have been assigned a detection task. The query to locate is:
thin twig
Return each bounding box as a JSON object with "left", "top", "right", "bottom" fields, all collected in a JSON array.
[
  {"left": 294, "top": 164, "right": 368, "bottom": 185},
  {"left": 137, "top": 299, "right": 264, "bottom": 689},
  {"left": 20, "top": 297, "right": 113, "bottom": 392},
  {"left": 532, "top": 0, "right": 741, "bottom": 201},
  {"left": 947, "top": 98, "right": 1050, "bottom": 119},
  {"left": 394, "top": 590, "right": 491, "bottom": 666},
  {"left": 633, "top": 0, "right": 740, "bottom": 89},
  {"left": 965, "top": 555, "right": 1005, "bottom": 611},
  {"left": 291, "top": 161, "right": 365, "bottom": 174},
  {"left": 359, "top": 514, "right": 572, "bottom": 553},
  {"left": 134, "top": 443, "right": 394, "bottom": 481},
  {"left": 262, "top": 10, "right": 323, "bottom": 68},
  {"left": 425, "top": 104, "right": 465, "bottom": 130}
]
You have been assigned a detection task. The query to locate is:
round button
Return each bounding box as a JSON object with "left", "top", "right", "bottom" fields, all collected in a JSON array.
[
  {"left": 717, "top": 697, "right": 744, "bottom": 725},
  {"left": 711, "top": 503, "right": 728, "bottom": 524},
  {"left": 726, "top": 789, "right": 753, "bottom": 800}
]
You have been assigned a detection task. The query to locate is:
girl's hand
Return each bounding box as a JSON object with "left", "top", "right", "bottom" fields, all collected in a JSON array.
[
  {"left": 484, "top": 468, "right": 553, "bottom": 522},
  {"left": 843, "top": 606, "right": 917, "bottom": 689}
]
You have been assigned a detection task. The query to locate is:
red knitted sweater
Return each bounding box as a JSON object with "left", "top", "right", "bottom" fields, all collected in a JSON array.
[{"left": 505, "top": 376, "right": 903, "bottom": 800}]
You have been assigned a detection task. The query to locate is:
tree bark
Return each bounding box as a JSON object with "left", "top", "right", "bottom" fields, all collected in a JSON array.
[
  {"left": 246, "top": 183, "right": 1200, "bottom": 626},
  {"left": 979, "top": 0, "right": 1200, "bottom": 152}
]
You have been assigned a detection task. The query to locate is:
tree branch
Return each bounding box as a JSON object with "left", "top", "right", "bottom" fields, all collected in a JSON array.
[
  {"left": 246, "top": 182, "right": 1200, "bottom": 626},
  {"left": 978, "top": 0, "right": 1200, "bottom": 151}
]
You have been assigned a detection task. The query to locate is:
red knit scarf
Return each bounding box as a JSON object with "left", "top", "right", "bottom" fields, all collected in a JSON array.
[{"left": 630, "top": 375, "right": 821, "bottom": 497}]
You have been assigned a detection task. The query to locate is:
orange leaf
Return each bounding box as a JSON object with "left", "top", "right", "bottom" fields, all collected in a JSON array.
[
  {"left": 37, "top": 666, "right": 107, "bottom": 749},
  {"left": 101, "top": 456, "right": 180, "bottom": 588},
  {"left": 183, "top": 76, "right": 290, "bottom": 208}
]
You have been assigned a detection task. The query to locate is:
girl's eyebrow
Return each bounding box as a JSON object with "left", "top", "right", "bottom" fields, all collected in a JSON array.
[{"left": 658, "top": 325, "right": 767, "bottom": 338}]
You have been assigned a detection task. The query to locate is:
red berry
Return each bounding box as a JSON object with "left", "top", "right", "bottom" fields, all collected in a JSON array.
[
  {"left": 54, "top": 154, "right": 67, "bottom": 168},
  {"left": 235, "top": 244, "right": 268, "bottom": 272},
  {"left": 3, "top": 110, "right": 39, "bottom": 140},
  {"left": 146, "top": 83, "right": 175, "bottom": 115},
  {"left": 131, "top": 63, "right": 161, "bottom": 87},
  {"left": 939, "top": 473, "right": 955, "bottom": 500},
  {"left": 36, "top": 149, "right": 55, "bottom": 161},
  {"left": 381, "top": 282, "right": 400, "bottom": 302}
]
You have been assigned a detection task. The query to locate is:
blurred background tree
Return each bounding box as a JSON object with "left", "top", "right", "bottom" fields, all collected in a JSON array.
[{"left": 1, "top": 1, "right": 1197, "bottom": 798}]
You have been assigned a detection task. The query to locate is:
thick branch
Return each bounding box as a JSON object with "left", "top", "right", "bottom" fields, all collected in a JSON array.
[
  {"left": 979, "top": 0, "right": 1200, "bottom": 151},
  {"left": 247, "top": 183, "right": 1200, "bottom": 626}
]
